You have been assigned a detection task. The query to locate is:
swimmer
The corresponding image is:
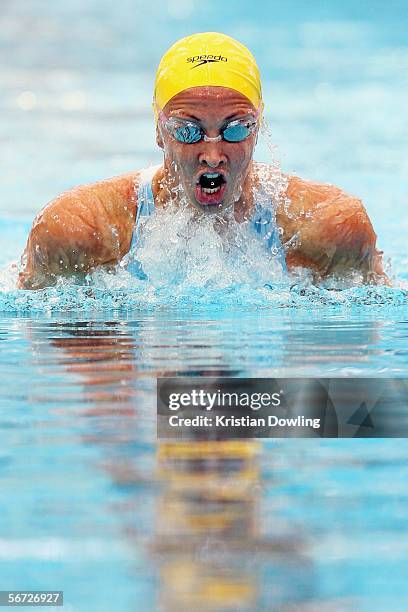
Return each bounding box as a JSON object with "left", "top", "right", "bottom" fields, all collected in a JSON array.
[{"left": 18, "top": 32, "right": 388, "bottom": 290}]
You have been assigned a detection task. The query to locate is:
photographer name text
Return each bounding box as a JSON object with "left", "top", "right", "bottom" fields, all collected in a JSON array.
[{"left": 168, "top": 414, "right": 321, "bottom": 429}]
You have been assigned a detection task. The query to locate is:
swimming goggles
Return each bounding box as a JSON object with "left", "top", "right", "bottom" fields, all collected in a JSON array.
[{"left": 158, "top": 108, "right": 260, "bottom": 144}]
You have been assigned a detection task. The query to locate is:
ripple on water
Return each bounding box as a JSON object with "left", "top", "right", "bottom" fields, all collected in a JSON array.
[{"left": 0, "top": 279, "right": 407, "bottom": 313}]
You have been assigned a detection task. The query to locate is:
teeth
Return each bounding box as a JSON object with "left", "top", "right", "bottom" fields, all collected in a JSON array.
[
  {"left": 202, "top": 186, "right": 221, "bottom": 194},
  {"left": 203, "top": 173, "right": 220, "bottom": 178}
]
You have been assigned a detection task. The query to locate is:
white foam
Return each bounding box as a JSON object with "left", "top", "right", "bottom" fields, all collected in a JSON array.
[{"left": 126, "top": 196, "right": 287, "bottom": 294}]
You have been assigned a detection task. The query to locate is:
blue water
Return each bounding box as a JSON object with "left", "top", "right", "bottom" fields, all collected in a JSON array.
[{"left": 0, "top": 1, "right": 407, "bottom": 610}]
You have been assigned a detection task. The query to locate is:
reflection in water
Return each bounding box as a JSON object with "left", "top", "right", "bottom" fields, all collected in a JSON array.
[
  {"left": 42, "top": 318, "right": 312, "bottom": 609},
  {"left": 2, "top": 312, "right": 406, "bottom": 610},
  {"left": 156, "top": 441, "right": 262, "bottom": 611},
  {"left": 155, "top": 440, "right": 311, "bottom": 611}
]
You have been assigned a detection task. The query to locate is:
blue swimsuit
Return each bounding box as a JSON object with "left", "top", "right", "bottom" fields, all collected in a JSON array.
[{"left": 125, "top": 167, "right": 287, "bottom": 279}]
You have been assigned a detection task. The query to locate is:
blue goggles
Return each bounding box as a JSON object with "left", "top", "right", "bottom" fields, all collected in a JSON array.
[{"left": 160, "top": 112, "right": 259, "bottom": 144}]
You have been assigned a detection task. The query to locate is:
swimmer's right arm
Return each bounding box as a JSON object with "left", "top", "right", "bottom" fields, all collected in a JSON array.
[{"left": 18, "top": 172, "right": 138, "bottom": 290}]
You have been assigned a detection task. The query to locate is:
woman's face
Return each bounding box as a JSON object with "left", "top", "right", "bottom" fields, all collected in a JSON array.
[{"left": 157, "top": 86, "right": 259, "bottom": 214}]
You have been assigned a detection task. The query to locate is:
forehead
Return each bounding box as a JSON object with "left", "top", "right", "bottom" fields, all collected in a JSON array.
[{"left": 163, "top": 86, "right": 256, "bottom": 118}]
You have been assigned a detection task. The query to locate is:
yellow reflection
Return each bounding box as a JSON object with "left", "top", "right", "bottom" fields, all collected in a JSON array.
[{"left": 156, "top": 440, "right": 260, "bottom": 610}]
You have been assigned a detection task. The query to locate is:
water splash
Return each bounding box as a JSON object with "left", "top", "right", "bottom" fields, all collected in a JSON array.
[
  {"left": 1, "top": 148, "right": 406, "bottom": 312},
  {"left": 125, "top": 198, "right": 286, "bottom": 290},
  {"left": 1, "top": 255, "right": 407, "bottom": 314}
]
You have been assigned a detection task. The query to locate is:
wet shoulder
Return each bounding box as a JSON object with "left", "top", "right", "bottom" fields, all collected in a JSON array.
[
  {"left": 285, "top": 175, "right": 345, "bottom": 210},
  {"left": 252, "top": 167, "right": 344, "bottom": 209}
]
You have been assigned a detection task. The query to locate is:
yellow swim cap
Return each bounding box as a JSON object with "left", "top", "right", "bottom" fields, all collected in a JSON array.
[{"left": 154, "top": 32, "right": 262, "bottom": 111}]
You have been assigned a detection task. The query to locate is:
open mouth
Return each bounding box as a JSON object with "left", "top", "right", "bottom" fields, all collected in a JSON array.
[{"left": 195, "top": 172, "right": 227, "bottom": 205}]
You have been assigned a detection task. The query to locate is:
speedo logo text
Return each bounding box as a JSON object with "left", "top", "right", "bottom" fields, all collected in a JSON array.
[{"left": 187, "top": 54, "right": 228, "bottom": 68}]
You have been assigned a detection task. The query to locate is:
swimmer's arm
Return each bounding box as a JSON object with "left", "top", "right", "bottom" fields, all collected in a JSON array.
[
  {"left": 278, "top": 176, "right": 390, "bottom": 285},
  {"left": 18, "top": 172, "right": 138, "bottom": 289}
]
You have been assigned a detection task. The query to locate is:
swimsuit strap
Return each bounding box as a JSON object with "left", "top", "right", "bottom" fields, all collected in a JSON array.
[
  {"left": 124, "top": 169, "right": 157, "bottom": 278},
  {"left": 251, "top": 202, "right": 287, "bottom": 271},
  {"left": 131, "top": 177, "right": 156, "bottom": 249}
]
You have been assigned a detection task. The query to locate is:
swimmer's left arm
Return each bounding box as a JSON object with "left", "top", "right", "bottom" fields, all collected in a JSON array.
[{"left": 278, "top": 176, "right": 390, "bottom": 285}]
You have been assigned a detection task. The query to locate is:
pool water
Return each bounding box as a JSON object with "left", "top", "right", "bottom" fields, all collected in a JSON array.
[
  {"left": 1, "top": 311, "right": 408, "bottom": 611},
  {"left": 1, "top": 1, "right": 407, "bottom": 610}
]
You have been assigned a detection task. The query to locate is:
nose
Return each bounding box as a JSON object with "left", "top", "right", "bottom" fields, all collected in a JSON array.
[{"left": 198, "top": 142, "right": 227, "bottom": 168}]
